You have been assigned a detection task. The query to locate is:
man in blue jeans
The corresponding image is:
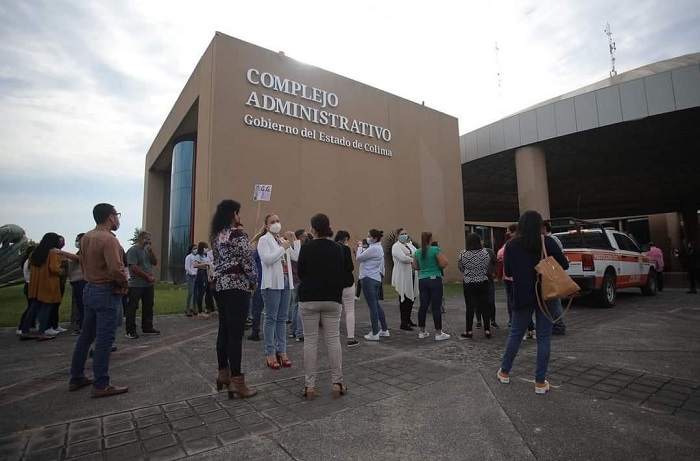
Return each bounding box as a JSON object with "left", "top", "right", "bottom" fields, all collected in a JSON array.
[{"left": 68, "top": 203, "right": 129, "bottom": 398}]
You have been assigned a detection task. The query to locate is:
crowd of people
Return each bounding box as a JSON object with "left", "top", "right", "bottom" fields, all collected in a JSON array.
[{"left": 16, "top": 199, "right": 692, "bottom": 400}]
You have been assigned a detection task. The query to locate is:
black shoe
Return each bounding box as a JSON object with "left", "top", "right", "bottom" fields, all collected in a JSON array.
[
  {"left": 687, "top": 290, "right": 697, "bottom": 294},
  {"left": 125, "top": 332, "right": 139, "bottom": 339},
  {"left": 475, "top": 322, "right": 482, "bottom": 329},
  {"left": 408, "top": 320, "right": 417, "bottom": 327},
  {"left": 142, "top": 329, "right": 160, "bottom": 335},
  {"left": 400, "top": 324, "right": 414, "bottom": 331},
  {"left": 491, "top": 322, "right": 501, "bottom": 330},
  {"left": 247, "top": 332, "right": 260, "bottom": 341},
  {"left": 296, "top": 336, "right": 304, "bottom": 342}
]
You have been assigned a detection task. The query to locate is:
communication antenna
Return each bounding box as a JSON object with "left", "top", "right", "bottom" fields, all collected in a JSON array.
[
  {"left": 605, "top": 22, "right": 617, "bottom": 77},
  {"left": 495, "top": 42, "right": 504, "bottom": 115}
]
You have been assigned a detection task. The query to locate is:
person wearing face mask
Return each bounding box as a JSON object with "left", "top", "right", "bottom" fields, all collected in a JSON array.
[
  {"left": 69, "top": 203, "right": 129, "bottom": 397},
  {"left": 256, "top": 213, "right": 295, "bottom": 369},
  {"left": 357, "top": 229, "right": 389, "bottom": 341},
  {"left": 192, "top": 241, "right": 212, "bottom": 319},
  {"left": 67, "top": 233, "right": 87, "bottom": 335},
  {"left": 125, "top": 231, "right": 159, "bottom": 339},
  {"left": 184, "top": 244, "right": 199, "bottom": 316},
  {"left": 391, "top": 228, "right": 419, "bottom": 331}
]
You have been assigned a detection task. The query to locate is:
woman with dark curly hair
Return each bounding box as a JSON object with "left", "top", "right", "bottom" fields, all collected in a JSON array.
[
  {"left": 20, "top": 233, "right": 65, "bottom": 341},
  {"left": 210, "top": 200, "right": 258, "bottom": 399}
]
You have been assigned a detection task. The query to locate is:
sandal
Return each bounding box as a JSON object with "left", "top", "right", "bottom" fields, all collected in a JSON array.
[
  {"left": 276, "top": 353, "right": 292, "bottom": 368},
  {"left": 302, "top": 387, "right": 316, "bottom": 399},
  {"left": 332, "top": 383, "right": 348, "bottom": 399},
  {"left": 265, "top": 355, "right": 280, "bottom": 370},
  {"left": 460, "top": 331, "right": 473, "bottom": 338}
]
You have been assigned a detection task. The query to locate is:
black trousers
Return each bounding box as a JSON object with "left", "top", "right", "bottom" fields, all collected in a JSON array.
[
  {"left": 399, "top": 296, "right": 414, "bottom": 326},
  {"left": 215, "top": 289, "right": 249, "bottom": 375},
  {"left": 656, "top": 271, "right": 664, "bottom": 292},
  {"left": 463, "top": 281, "right": 490, "bottom": 332},
  {"left": 126, "top": 286, "right": 154, "bottom": 333}
]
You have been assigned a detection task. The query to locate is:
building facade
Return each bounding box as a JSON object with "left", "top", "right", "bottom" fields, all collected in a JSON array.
[{"left": 143, "top": 32, "right": 464, "bottom": 282}]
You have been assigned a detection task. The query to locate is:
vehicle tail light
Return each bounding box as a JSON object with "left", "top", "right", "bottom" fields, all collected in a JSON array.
[{"left": 582, "top": 254, "right": 594, "bottom": 271}]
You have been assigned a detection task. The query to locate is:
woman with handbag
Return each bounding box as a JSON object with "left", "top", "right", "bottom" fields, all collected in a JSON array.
[
  {"left": 497, "top": 210, "right": 569, "bottom": 395},
  {"left": 412, "top": 232, "right": 450, "bottom": 341},
  {"left": 457, "top": 233, "right": 496, "bottom": 339}
]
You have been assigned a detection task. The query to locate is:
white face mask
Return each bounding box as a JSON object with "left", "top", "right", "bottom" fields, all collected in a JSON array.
[
  {"left": 366, "top": 237, "right": 374, "bottom": 245},
  {"left": 269, "top": 222, "right": 282, "bottom": 234}
]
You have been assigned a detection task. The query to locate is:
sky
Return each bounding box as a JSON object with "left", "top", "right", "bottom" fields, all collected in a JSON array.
[{"left": 1, "top": 0, "right": 699, "bottom": 249}]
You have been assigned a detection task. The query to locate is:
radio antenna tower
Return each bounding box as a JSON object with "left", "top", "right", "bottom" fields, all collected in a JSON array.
[
  {"left": 605, "top": 22, "right": 617, "bottom": 77},
  {"left": 495, "top": 42, "right": 504, "bottom": 115}
]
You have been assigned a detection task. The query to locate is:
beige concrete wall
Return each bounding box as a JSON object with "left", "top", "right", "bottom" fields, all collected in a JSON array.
[
  {"left": 515, "top": 145, "right": 550, "bottom": 220},
  {"left": 167, "top": 33, "right": 465, "bottom": 280}
]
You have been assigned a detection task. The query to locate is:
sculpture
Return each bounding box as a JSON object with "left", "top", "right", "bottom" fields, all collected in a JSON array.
[{"left": 0, "top": 224, "right": 29, "bottom": 288}]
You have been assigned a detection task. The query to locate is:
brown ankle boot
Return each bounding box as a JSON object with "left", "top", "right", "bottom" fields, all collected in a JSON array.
[
  {"left": 216, "top": 367, "right": 231, "bottom": 391},
  {"left": 228, "top": 374, "right": 257, "bottom": 399}
]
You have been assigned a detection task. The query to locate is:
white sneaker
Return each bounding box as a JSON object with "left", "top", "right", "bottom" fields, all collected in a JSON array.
[
  {"left": 355, "top": 296, "right": 361, "bottom": 301},
  {"left": 56, "top": 326, "right": 68, "bottom": 333},
  {"left": 532, "top": 331, "right": 537, "bottom": 340},
  {"left": 535, "top": 380, "right": 550, "bottom": 394},
  {"left": 16, "top": 329, "right": 22, "bottom": 336},
  {"left": 378, "top": 330, "right": 390, "bottom": 337},
  {"left": 435, "top": 332, "right": 450, "bottom": 341},
  {"left": 44, "top": 328, "right": 60, "bottom": 336},
  {"left": 364, "top": 332, "right": 380, "bottom": 341},
  {"left": 418, "top": 330, "right": 430, "bottom": 339}
]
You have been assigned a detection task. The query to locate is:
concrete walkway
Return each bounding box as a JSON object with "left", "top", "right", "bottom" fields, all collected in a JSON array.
[{"left": 0, "top": 288, "right": 699, "bottom": 460}]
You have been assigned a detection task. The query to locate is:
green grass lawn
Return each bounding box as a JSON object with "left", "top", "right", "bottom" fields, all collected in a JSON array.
[{"left": 0, "top": 281, "right": 469, "bottom": 327}]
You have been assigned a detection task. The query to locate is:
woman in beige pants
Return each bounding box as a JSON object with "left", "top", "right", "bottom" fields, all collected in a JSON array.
[
  {"left": 334, "top": 230, "right": 358, "bottom": 347},
  {"left": 297, "top": 214, "right": 350, "bottom": 399}
]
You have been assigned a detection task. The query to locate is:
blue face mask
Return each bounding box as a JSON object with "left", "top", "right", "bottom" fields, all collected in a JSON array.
[
  {"left": 366, "top": 237, "right": 374, "bottom": 245},
  {"left": 399, "top": 234, "right": 409, "bottom": 243}
]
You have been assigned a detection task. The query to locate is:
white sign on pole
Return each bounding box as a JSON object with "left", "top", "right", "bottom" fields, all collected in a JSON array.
[{"left": 253, "top": 184, "right": 272, "bottom": 201}]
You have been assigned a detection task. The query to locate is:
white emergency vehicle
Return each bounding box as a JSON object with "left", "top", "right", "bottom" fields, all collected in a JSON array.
[{"left": 551, "top": 218, "right": 656, "bottom": 308}]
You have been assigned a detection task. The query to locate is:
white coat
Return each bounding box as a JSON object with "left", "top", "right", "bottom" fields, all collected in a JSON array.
[
  {"left": 391, "top": 241, "right": 419, "bottom": 301},
  {"left": 257, "top": 232, "right": 292, "bottom": 289}
]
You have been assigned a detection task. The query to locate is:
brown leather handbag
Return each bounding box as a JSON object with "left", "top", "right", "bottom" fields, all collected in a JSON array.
[{"left": 535, "top": 235, "right": 580, "bottom": 322}]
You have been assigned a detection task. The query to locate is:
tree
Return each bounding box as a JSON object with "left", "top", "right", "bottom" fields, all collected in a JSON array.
[{"left": 129, "top": 227, "right": 141, "bottom": 246}]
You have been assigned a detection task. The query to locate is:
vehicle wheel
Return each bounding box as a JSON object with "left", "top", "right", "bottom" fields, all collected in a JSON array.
[
  {"left": 641, "top": 269, "right": 657, "bottom": 296},
  {"left": 596, "top": 271, "right": 616, "bottom": 308}
]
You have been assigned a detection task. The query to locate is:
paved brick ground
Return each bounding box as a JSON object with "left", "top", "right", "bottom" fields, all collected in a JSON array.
[{"left": 1, "top": 287, "right": 699, "bottom": 460}]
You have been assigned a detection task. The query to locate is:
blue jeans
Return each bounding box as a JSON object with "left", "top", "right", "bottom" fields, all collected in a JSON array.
[
  {"left": 262, "top": 277, "right": 291, "bottom": 356},
  {"left": 504, "top": 280, "right": 515, "bottom": 323},
  {"left": 186, "top": 274, "right": 196, "bottom": 310},
  {"left": 70, "top": 283, "right": 121, "bottom": 389},
  {"left": 250, "top": 287, "right": 264, "bottom": 334},
  {"left": 419, "top": 277, "right": 444, "bottom": 330},
  {"left": 21, "top": 300, "right": 51, "bottom": 335},
  {"left": 289, "top": 284, "right": 303, "bottom": 338},
  {"left": 361, "top": 277, "right": 387, "bottom": 334},
  {"left": 500, "top": 305, "right": 553, "bottom": 383}
]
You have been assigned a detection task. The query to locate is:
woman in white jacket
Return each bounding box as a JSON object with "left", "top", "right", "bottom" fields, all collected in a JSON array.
[
  {"left": 256, "top": 213, "right": 294, "bottom": 369},
  {"left": 391, "top": 228, "right": 419, "bottom": 331}
]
